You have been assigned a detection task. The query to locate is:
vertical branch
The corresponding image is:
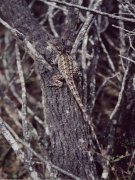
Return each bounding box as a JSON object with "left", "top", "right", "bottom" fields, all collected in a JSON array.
[
  {"left": 118, "top": 2, "right": 127, "bottom": 71},
  {"left": 71, "top": 0, "right": 103, "bottom": 59},
  {"left": 62, "top": 0, "right": 79, "bottom": 43},
  {"left": 47, "top": 2, "right": 59, "bottom": 37},
  {"left": 16, "top": 43, "right": 41, "bottom": 179},
  {"left": 16, "top": 43, "right": 28, "bottom": 141},
  {"left": 81, "top": 31, "right": 89, "bottom": 107},
  {"left": 88, "top": 35, "right": 99, "bottom": 117}
]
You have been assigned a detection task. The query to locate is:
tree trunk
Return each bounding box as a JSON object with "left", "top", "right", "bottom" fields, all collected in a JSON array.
[{"left": 0, "top": 0, "right": 98, "bottom": 179}]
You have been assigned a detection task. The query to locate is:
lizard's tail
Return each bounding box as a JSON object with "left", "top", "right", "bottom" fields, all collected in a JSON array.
[
  {"left": 68, "top": 83, "right": 88, "bottom": 118},
  {"left": 69, "top": 83, "right": 101, "bottom": 150}
]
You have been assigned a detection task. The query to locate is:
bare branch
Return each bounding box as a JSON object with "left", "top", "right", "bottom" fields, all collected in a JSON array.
[
  {"left": 49, "top": 0, "right": 135, "bottom": 22},
  {"left": 71, "top": 0, "right": 103, "bottom": 58},
  {"left": 0, "top": 18, "right": 52, "bottom": 71},
  {"left": 0, "top": 117, "right": 81, "bottom": 180}
]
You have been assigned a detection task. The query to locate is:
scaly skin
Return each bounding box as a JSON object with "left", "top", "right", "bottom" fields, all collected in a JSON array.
[
  {"left": 48, "top": 39, "right": 88, "bottom": 120},
  {"left": 58, "top": 53, "right": 88, "bottom": 119}
]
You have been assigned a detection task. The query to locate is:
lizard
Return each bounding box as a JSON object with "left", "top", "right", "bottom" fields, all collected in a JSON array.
[
  {"left": 47, "top": 39, "right": 100, "bottom": 149},
  {"left": 47, "top": 39, "right": 88, "bottom": 119}
]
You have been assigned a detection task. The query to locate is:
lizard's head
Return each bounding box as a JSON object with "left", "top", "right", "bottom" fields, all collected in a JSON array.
[{"left": 47, "top": 38, "right": 66, "bottom": 53}]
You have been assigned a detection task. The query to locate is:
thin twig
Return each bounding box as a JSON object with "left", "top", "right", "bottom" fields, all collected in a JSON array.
[
  {"left": 47, "top": 1, "right": 59, "bottom": 37},
  {"left": 16, "top": 43, "right": 39, "bottom": 178},
  {"left": 110, "top": 66, "right": 129, "bottom": 120},
  {"left": 82, "top": 31, "right": 89, "bottom": 107},
  {"left": 118, "top": 3, "right": 127, "bottom": 71},
  {"left": 98, "top": 32, "right": 116, "bottom": 72},
  {"left": 0, "top": 117, "right": 81, "bottom": 180},
  {"left": 48, "top": 0, "right": 135, "bottom": 22},
  {"left": 0, "top": 117, "right": 25, "bottom": 161},
  {"left": 39, "top": 0, "right": 66, "bottom": 11},
  {"left": 96, "top": 72, "right": 120, "bottom": 99},
  {"left": 113, "top": 24, "right": 135, "bottom": 36},
  {"left": 16, "top": 43, "right": 28, "bottom": 141},
  {"left": 119, "top": 55, "right": 135, "bottom": 64},
  {"left": 0, "top": 17, "right": 52, "bottom": 71},
  {"left": 71, "top": 0, "right": 103, "bottom": 59}
]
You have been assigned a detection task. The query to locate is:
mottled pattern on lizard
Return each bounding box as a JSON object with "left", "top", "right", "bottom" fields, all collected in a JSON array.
[
  {"left": 47, "top": 39, "right": 88, "bottom": 121},
  {"left": 58, "top": 53, "right": 89, "bottom": 119}
]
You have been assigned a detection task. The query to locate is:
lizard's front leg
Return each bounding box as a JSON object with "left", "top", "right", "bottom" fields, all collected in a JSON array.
[{"left": 48, "top": 74, "right": 64, "bottom": 87}]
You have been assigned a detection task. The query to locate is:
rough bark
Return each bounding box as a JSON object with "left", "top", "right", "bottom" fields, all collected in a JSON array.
[{"left": 0, "top": 0, "right": 98, "bottom": 179}]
